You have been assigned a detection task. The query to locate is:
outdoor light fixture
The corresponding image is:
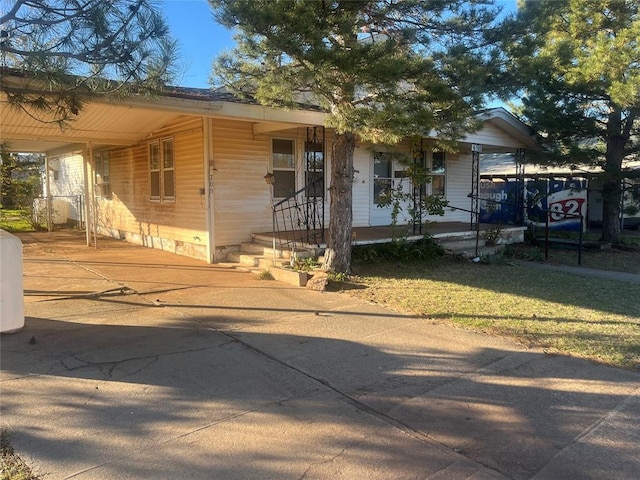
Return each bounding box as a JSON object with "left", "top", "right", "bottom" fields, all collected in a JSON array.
[{"left": 264, "top": 172, "right": 275, "bottom": 185}]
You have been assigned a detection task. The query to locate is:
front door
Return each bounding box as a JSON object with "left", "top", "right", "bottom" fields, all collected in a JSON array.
[{"left": 370, "top": 151, "right": 411, "bottom": 226}]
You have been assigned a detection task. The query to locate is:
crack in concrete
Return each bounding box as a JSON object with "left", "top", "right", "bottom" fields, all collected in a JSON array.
[
  {"left": 51, "top": 341, "right": 237, "bottom": 380},
  {"left": 298, "top": 448, "right": 347, "bottom": 479}
]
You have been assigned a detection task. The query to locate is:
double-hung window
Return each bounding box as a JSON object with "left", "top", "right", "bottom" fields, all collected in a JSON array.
[
  {"left": 149, "top": 138, "right": 175, "bottom": 202},
  {"left": 272, "top": 138, "right": 296, "bottom": 198},
  {"left": 419, "top": 151, "right": 446, "bottom": 197},
  {"left": 430, "top": 151, "right": 446, "bottom": 197},
  {"left": 94, "top": 151, "right": 111, "bottom": 198}
]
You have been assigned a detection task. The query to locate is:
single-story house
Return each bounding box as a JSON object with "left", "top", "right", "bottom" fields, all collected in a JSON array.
[{"left": 1, "top": 75, "right": 538, "bottom": 262}]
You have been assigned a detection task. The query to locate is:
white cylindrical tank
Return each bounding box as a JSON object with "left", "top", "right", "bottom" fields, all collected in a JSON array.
[{"left": 0, "top": 229, "right": 25, "bottom": 333}]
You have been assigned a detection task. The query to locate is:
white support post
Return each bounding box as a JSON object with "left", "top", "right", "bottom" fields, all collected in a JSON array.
[
  {"left": 44, "top": 155, "right": 52, "bottom": 232},
  {"left": 82, "top": 145, "right": 92, "bottom": 246},
  {"left": 203, "top": 118, "right": 216, "bottom": 263}
]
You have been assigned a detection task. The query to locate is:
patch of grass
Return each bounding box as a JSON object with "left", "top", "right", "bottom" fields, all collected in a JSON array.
[
  {"left": 507, "top": 240, "right": 640, "bottom": 274},
  {"left": 1, "top": 429, "right": 40, "bottom": 480},
  {"left": 348, "top": 256, "right": 640, "bottom": 369},
  {"left": 256, "top": 269, "right": 274, "bottom": 280},
  {"left": 0, "top": 209, "right": 36, "bottom": 233}
]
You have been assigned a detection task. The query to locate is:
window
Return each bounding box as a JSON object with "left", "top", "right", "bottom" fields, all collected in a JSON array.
[
  {"left": 94, "top": 151, "right": 111, "bottom": 198},
  {"left": 373, "top": 152, "right": 392, "bottom": 205},
  {"left": 149, "top": 138, "right": 175, "bottom": 202},
  {"left": 431, "top": 151, "right": 446, "bottom": 196},
  {"left": 272, "top": 138, "right": 295, "bottom": 198},
  {"left": 420, "top": 151, "right": 446, "bottom": 197}
]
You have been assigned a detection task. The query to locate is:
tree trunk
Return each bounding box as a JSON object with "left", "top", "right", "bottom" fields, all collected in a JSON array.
[
  {"left": 600, "top": 176, "right": 621, "bottom": 244},
  {"left": 601, "top": 108, "right": 626, "bottom": 244},
  {"left": 323, "top": 131, "right": 356, "bottom": 274}
]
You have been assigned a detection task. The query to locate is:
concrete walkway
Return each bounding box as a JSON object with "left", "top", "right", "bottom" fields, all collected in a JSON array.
[{"left": 2, "top": 231, "right": 639, "bottom": 479}]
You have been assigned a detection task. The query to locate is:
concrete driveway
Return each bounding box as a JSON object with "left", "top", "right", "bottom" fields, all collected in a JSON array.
[{"left": 2, "top": 231, "right": 639, "bottom": 479}]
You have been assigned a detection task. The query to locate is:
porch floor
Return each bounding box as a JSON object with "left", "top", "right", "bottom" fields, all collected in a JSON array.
[{"left": 255, "top": 221, "right": 521, "bottom": 247}]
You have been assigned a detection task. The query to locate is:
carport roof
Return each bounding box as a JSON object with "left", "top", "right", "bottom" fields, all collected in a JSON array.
[{"left": 0, "top": 74, "right": 325, "bottom": 155}]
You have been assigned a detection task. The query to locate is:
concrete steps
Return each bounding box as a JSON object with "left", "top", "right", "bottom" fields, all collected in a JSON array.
[{"left": 222, "top": 238, "right": 319, "bottom": 286}]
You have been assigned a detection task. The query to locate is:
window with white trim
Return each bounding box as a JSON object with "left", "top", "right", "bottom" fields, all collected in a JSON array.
[
  {"left": 149, "top": 138, "right": 175, "bottom": 202},
  {"left": 272, "top": 138, "right": 296, "bottom": 198},
  {"left": 431, "top": 151, "right": 446, "bottom": 196},
  {"left": 94, "top": 151, "right": 111, "bottom": 198},
  {"left": 420, "top": 151, "right": 446, "bottom": 197}
]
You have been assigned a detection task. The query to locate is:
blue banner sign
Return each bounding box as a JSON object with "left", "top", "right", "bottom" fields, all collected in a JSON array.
[{"left": 480, "top": 177, "right": 588, "bottom": 231}]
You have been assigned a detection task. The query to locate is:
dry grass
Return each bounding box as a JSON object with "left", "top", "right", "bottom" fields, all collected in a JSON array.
[
  {"left": 347, "top": 255, "right": 640, "bottom": 370},
  {"left": 506, "top": 238, "right": 640, "bottom": 274},
  {"left": 1, "top": 430, "right": 40, "bottom": 480}
]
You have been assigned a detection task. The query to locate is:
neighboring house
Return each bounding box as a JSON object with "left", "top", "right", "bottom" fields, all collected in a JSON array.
[
  {"left": 38, "top": 152, "right": 86, "bottom": 226},
  {"left": 1, "top": 77, "right": 537, "bottom": 262},
  {"left": 481, "top": 153, "right": 640, "bottom": 230}
]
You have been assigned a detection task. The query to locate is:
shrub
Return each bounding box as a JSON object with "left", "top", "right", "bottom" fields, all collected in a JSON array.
[{"left": 352, "top": 236, "right": 444, "bottom": 263}]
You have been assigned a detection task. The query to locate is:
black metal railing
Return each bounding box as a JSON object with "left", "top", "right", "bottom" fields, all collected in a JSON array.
[
  {"left": 537, "top": 207, "right": 585, "bottom": 265},
  {"left": 449, "top": 194, "right": 585, "bottom": 265},
  {"left": 271, "top": 178, "right": 324, "bottom": 252}
]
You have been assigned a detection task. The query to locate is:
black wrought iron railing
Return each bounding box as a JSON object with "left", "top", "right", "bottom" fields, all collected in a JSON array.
[
  {"left": 271, "top": 178, "right": 324, "bottom": 252},
  {"left": 449, "top": 195, "right": 585, "bottom": 265}
]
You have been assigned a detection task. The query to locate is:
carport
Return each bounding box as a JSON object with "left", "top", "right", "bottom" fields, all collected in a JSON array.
[{"left": 1, "top": 73, "right": 205, "bottom": 245}]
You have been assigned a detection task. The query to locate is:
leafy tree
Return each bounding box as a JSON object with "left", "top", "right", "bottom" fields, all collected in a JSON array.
[
  {"left": 0, "top": 149, "right": 42, "bottom": 209},
  {"left": 1, "top": 0, "right": 177, "bottom": 127},
  {"left": 209, "top": 0, "right": 502, "bottom": 273},
  {"left": 501, "top": 0, "right": 640, "bottom": 243}
]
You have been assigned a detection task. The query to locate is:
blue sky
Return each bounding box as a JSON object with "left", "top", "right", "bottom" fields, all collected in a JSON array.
[
  {"left": 161, "top": 0, "right": 518, "bottom": 89},
  {"left": 161, "top": 0, "right": 234, "bottom": 87}
]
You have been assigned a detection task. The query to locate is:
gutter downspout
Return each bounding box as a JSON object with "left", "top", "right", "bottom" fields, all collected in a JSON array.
[{"left": 203, "top": 118, "right": 215, "bottom": 263}]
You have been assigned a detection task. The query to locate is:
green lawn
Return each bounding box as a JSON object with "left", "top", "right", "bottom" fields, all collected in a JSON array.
[
  {"left": 347, "top": 256, "right": 640, "bottom": 370},
  {"left": 506, "top": 232, "right": 640, "bottom": 274},
  {"left": 0, "top": 209, "right": 35, "bottom": 233}
]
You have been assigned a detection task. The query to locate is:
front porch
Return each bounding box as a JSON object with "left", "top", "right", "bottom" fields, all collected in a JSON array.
[
  {"left": 224, "top": 221, "right": 526, "bottom": 285},
  {"left": 253, "top": 221, "right": 527, "bottom": 253}
]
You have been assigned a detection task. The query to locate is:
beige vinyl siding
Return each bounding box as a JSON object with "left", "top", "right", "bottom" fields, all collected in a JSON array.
[
  {"left": 211, "top": 119, "right": 271, "bottom": 247},
  {"left": 94, "top": 115, "right": 208, "bottom": 259}
]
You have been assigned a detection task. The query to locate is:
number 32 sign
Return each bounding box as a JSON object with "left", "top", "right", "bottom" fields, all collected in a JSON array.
[{"left": 549, "top": 198, "right": 586, "bottom": 222}]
